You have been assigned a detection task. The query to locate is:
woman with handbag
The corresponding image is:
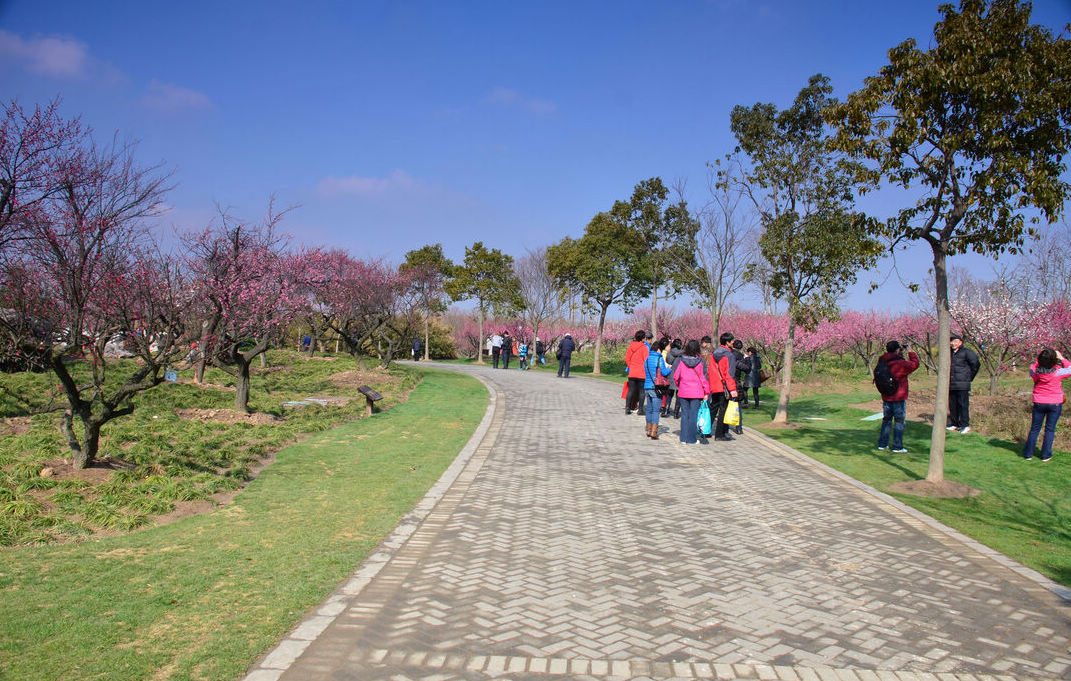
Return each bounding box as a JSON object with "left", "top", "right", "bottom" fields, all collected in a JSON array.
[
  {"left": 671, "top": 339, "right": 710, "bottom": 444},
  {"left": 643, "top": 338, "right": 673, "bottom": 439}
]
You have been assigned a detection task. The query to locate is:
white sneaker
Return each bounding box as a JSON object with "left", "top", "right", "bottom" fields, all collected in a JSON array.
[
  {"left": 959, "top": 426, "right": 970, "bottom": 434},
  {"left": 892, "top": 448, "right": 908, "bottom": 453},
  {"left": 946, "top": 425, "right": 958, "bottom": 431},
  {"left": 877, "top": 446, "right": 888, "bottom": 451}
]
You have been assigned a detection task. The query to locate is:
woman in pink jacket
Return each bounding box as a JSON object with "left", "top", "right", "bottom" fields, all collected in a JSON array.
[
  {"left": 1024, "top": 347, "right": 1071, "bottom": 462},
  {"left": 672, "top": 339, "right": 710, "bottom": 444}
]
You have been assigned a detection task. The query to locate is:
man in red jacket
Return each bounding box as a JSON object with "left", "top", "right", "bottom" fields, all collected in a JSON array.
[{"left": 876, "top": 340, "right": 920, "bottom": 453}]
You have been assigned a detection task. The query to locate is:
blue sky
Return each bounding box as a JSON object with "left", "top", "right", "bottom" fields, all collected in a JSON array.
[{"left": 1, "top": 0, "right": 1068, "bottom": 314}]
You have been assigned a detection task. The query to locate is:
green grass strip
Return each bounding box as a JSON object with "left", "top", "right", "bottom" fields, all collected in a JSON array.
[
  {"left": 751, "top": 390, "right": 1071, "bottom": 588},
  {"left": 0, "top": 367, "right": 487, "bottom": 681}
]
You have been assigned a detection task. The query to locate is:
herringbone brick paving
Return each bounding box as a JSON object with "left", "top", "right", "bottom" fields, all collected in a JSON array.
[{"left": 246, "top": 364, "right": 1071, "bottom": 681}]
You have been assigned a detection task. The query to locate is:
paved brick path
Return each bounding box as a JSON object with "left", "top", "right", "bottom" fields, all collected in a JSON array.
[{"left": 244, "top": 364, "right": 1071, "bottom": 681}]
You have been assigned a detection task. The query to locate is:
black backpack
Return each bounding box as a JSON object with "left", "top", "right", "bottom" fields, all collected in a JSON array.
[{"left": 873, "top": 358, "right": 899, "bottom": 397}]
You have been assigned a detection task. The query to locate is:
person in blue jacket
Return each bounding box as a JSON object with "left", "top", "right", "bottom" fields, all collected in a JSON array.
[{"left": 644, "top": 338, "right": 673, "bottom": 439}]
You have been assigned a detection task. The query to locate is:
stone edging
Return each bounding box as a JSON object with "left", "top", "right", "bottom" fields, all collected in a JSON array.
[{"left": 241, "top": 370, "right": 500, "bottom": 681}]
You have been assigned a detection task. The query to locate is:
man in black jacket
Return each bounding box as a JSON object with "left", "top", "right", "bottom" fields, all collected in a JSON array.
[
  {"left": 948, "top": 334, "right": 981, "bottom": 434},
  {"left": 557, "top": 333, "right": 576, "bottom": 377}
]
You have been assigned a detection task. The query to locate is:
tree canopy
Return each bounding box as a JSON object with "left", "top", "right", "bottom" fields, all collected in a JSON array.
[{"left": 826, "top": 0, "right": 1071, "bottom": 482}]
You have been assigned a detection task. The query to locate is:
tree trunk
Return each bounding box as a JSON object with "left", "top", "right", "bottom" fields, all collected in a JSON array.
[
  {"left": 475, "top": 307, "right": 485, "bottom": 364},
  {"left": 650, "top": 284, "right": 659, "bottom": 339},
  {"left": 194, "top": 358, "right": 206, "bottom": 384},
  {"left": 62, "top": 410, "right": 101, "bottom": 469},
  {"left": 234, "top": 359, "right": 252, "bottom": 413},
  {"left": 927, "top": 243, "right": 952, "bottom": 483},
  {"left": 989, "top": 372, "right": 999, "bottom": 395},
  {"left": 593, "top": 304, "right": 609, "bottom": 375},
  {"left": 423, "top": 314, "right": 430, "bottom": 360},
  {"left": 773, "top": 319, "right": 796, "bottom": 424}
]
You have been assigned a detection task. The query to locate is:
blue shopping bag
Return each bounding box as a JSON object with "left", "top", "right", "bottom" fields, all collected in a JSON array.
[{"left": 697, "top": 400, "right": 712, "bottom": 437}]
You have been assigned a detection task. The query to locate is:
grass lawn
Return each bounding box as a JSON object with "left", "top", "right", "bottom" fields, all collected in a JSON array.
[
  {"left": 0, "top": 366, "right": 487, "bottom": 681},
  {"left": 749, "top": 385, "right": 1071, "bottom": 588}
]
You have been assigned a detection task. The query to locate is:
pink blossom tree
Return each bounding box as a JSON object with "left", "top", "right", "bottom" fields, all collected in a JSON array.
[
  {"left": 305, "top": 249, "right": 399, "bottom": 368},
  {"left": 0, "top": 103, "right": 183, "bottom": 467},
  {"left": 184, "top": 205, "right": 309, "bottom": 412},
  {"left": 950, "top": 287, "right": 1032, "bottom": 394}
]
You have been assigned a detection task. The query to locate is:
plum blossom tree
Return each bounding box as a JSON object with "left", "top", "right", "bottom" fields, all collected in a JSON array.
[
  {"left": 0, "top": 104, "right": 182, "bottom": 467},
  {"left": 305, "top": 249, "right": 398, "bottom": 369},
  {"left": 184, "top": 205, "right": 309, "bottom": 412},
  {"left": 949, "top": 283, "right": 1033, "bottom": 393}
]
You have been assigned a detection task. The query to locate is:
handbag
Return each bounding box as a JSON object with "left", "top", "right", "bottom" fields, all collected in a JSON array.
[
  {"left": 759, "top": 368, "right": 772, "bottom": 383},
  {"left": 697, "top": 399, "right": 712, "bottom": 437},
  {"left": 709, "top": 353, "right": 732, "bottom": 399},
  {"left": 621, "top": 380, "right": 628, "bottom": 399},
  {"left": 724, "top": 400, "right": 741, "bottom": 427}
]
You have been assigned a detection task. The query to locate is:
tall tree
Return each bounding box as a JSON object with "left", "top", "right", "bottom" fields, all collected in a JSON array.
[
  {"left": 514, "top": 247, "right": 565, "bottom": 347},
  {"left": 400, "top": 243, "right": 453, "bottom": 360},
  {"left": 444, "top": 242, "right": 522, "bottom": 364},
  {"left": 827, "top": 0, "right": 1071, "bottom": 482},
  {"left": 612, "top": 178, "right": 699, "bottom": 338},
  {"left": 546, "top": 211, "right": 647, "bottom": 374},
  {"left": 674, "top": 163, "right": 758, "bottom": 337},
  {"left": 728, "top": 74, "right": 882, "bottom": 424}
]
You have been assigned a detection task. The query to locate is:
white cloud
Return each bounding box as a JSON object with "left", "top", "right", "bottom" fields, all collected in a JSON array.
[
  {"left": 485, "top": 87, "right": 557, "bottom": 115},
  {"left": 316, "top": 169, "right": 420, "bottom": 198},
  {"left": 0, "top": 29, "right": 89, "bottom": 78},
  {"left": 140, "top": 79, "right": 213, "bottom": 113}
]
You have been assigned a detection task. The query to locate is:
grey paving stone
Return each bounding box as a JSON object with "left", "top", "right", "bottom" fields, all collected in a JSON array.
[{"left": 246, "top": 365, "right": 1071, "bottom": 681}]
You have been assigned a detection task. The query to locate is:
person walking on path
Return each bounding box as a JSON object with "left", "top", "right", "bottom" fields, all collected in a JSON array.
[
  {"left": 666, "top": 338, "right": 684, "bottom": 418},
  {"left": 708, "top": 333, "right": 739, "bottom": 441},
  {"left": 743, "top": 347, "right": 762, "bottom": 408},
  {"left": 518, "top": 340, "right": 529, "bottom": 370},
  {"left": 624, "top": 330, "right": 649, "bottom": 415},
  {"left": 500, "top": 331, "right": 514, "bottom": 369},
  {"left": 490, "top": 332, "right": 503, "bottom": 368},
  {"left": 643, "top": 338, "right": 673, "bottom": 439},
  {"left": 730, "top": 339, "right": 750, "bottom": 435},
  {"left": 556, "top": 333, "right": 576, "bottom": 377},
  {"left": 947, "top": 333, "right": 980, "bottom": 434},
  {"left": 875, "top": 340, "right": 920, "bottom": 453},
  {"left": 1024, "top": 347, "right": 1071, "bottom": 461},
  {"left": 535, "top": 338, "right": 546, "bottom": 366},
  {"left": 672, "top": 339, "right": 710, "bottom": 445}
]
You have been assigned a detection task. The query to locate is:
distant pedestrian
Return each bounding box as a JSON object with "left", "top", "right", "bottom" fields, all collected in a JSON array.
[
  {"left": 501, "top": 331, "right": 514, "bottom": 369},
  {"left": 490, "top": 332, "right": 503, "bottom": 368},
  {"left": 411, "top": 336, "right": 423, "bottom": 361},
  {"left": 672, "top": 339, "right": 710, "bottom": 445},
  {"left": 556, "top": 333, "right": 576, "bottom": 377},
  {"left": 875, "top": 340, "right": 920, "bottom": 454},
  {"left": 535, "top": 338, "right": 546, "bottom": 365},
  {"left": 518, "top": 340, "right": 529, "bottom": 370},
  {"left": 1023, "top": 347, "right": 1071, "bottom": 462},
  {"left": 947, "top": 333, "right": 980, "bottom": 434}
]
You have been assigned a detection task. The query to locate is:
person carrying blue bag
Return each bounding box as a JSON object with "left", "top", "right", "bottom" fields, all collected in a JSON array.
[
  {"left": 671, "top": 340, "right": 710, "bottom": 445},
  {"left": 643, "top": 338, "right": 673, "bottom": 439}
]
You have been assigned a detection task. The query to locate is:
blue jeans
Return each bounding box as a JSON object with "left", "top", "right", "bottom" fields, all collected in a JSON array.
[
  {"left": 644, "top": 389, "right": 660, "bottom": 424},
  {"left": 679, "top": 398, "right": 701, "bottom": 443},
  {"left": 1024, "top": 402, "right": 1062, "bottom": 460},
  {"left": 557, "top": 356, "right": 571, "bottom": 377},
  {"left": 878, "top": 400, "right": 906, "bottom": 450}
]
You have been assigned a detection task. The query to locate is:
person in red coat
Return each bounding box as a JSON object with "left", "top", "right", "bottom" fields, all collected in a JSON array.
[
  {"left": 876, "top": 340, "right": 919, "bottom": 453},
  {"left": 708, "top": 332, "right": 739, "bottom": 440},
  {"left": 624, "top": 330, "right": 649, "bottom": 415}
]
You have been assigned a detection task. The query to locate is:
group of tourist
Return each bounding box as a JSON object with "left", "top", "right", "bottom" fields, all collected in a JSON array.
[
  {"left": 623, "top": 329, "right": 764, "bottom": 444},
  {"left": 487, "top": 332, "right": 574, "bottom": 376},
  {"left": 873, "top": 335, "right": 1070, "bottom": 462}
]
